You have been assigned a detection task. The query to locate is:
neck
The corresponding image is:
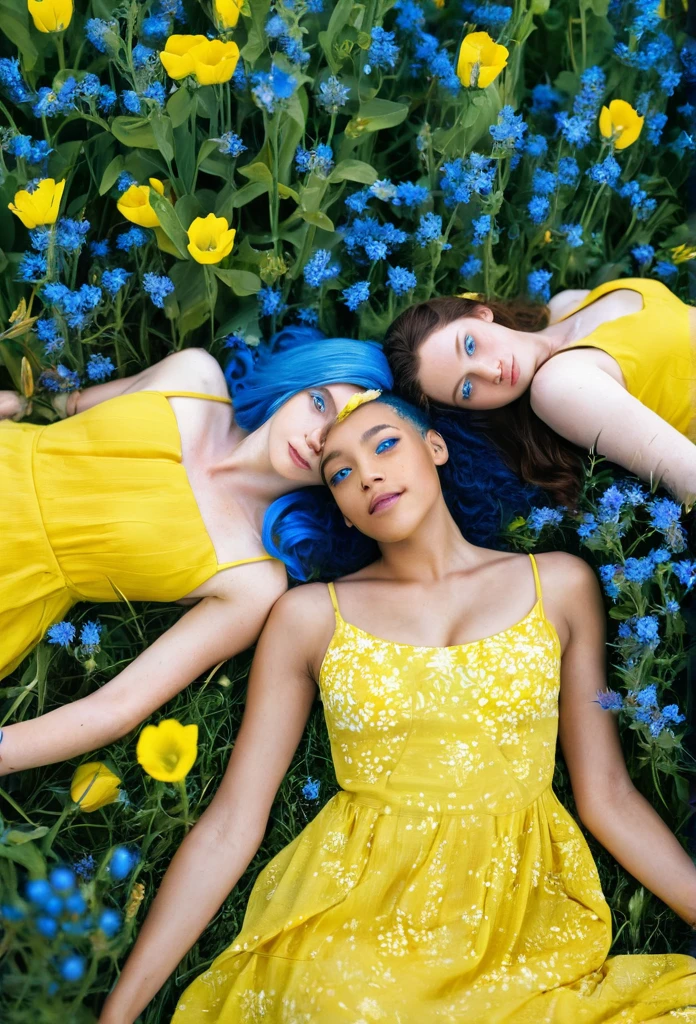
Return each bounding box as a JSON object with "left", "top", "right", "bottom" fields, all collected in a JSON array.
[
  {"left": 210, "top": 421, "right": 311, "bottom": 511},
  {"left": 515, "top": 319, "right": 581, "bottom": 372},
  {"left": 375, "top": 495, "right": 476, "bottom": 581}
]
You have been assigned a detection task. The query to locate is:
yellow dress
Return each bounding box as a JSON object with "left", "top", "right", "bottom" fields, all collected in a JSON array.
[
  {"left": 553, "top": 277, "right": 695, "bottom": 437},
  {"left": 0, "top": 390, "right": 275, "bottom": 681},
  {"left": 171, "top": 553, "right": 696, "bottom": 1023}
]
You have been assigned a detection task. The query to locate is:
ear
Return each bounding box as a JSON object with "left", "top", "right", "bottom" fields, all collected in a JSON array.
[
  {"left": 426, "top": 429, "right": 449, "bottom": 467},
  {"left": 474, "top": 305, "right": 494, "bottom": 322}
]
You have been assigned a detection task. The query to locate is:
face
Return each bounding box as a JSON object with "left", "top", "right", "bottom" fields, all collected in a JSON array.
[
  {"left": 267, "top": 383, "right": 364, "bottom": 483},
  {"left": 416, "top": 307, "right": 533, "bottom": 410},
  {"left": 320, "top": 401, "right": 448, "bottom": 543}
]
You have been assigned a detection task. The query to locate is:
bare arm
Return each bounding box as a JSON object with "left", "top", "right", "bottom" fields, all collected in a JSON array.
[
  {"left": 0, "top": 563, "right": 287, "bottom": 774},
  {"left": 98, "top": 585, "right": 328, "bottom": 1024},
  {"left": 530, "top": 358, "right": 696, "bottom": 504},
  {"left": 554, "top": 556, "right": 696, "bottom": 926}
]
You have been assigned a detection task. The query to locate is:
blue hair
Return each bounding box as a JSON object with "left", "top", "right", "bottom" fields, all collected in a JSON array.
[{"left": 225, "top": 325, "right": 392, "bottom": 580}]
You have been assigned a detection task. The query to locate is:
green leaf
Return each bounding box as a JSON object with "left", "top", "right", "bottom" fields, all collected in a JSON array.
[
  {"left": 229, "top": 182, "right": 270, "bottom": 209},
  {"left": 99, "top": 156, "right": 125, "bottom": 196},
  {"left": 150, "top": 112, "right": 175, "bottom": 166},
  {"left": 299, "top": 210, "right": 335, "bottom": 232},
  {"left": 349, "top": 99, "right": 410, "bottom": 133},
  {"left": 241, "top": 0, "right": 271, "bottom": 63},
  {"left": 238, "top": 161, "right": 274, "bottom": 184},
  {"left": 110, "top": 116, "right": 159, "bottom": 150},
  {"left": 0, "top": 839, "right": 45, "bottom": 874},
  {"left": 278, "top": 183, "right": 300, "bottom": 202},
  {"left": 0, "top": 2, "right": 38, "bottom": 70},
  {"left": 318, "top": 0, "right": 354, "bottom": 70},
  {"left": 212, "top": 268, "right": 262, "bottom": 296},
  {"left": 148, "top": 193, "right": 189, "bottom": 260},
  {"left": 166, "top": 85, "right": 197, "bottom": 128},
  {"left": 168, "top": 262, "right": 210, "bottom": 337},
  {"left": 329, "top": 159, "right": 378, "bottom": 185},
  {"left": 3, "top": 825, "right": 49, "bottom": 845}
]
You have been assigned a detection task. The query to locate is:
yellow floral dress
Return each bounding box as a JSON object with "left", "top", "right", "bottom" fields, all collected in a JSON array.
[{"left": 172, "top": 554, "right": 696, "bottom": 1023}]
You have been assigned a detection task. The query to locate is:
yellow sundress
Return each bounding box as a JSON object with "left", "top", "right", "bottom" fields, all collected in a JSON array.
[
  {"left": 0, "top": 390, "right": 275, "bottom": 681},
  {"left": 171, "top": 553, "right": 696, "bottom": 1022}
]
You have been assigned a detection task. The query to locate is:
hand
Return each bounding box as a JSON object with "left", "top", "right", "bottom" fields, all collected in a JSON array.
[{"left": 0, "top": 390, "right": 30, "bottom": 421}]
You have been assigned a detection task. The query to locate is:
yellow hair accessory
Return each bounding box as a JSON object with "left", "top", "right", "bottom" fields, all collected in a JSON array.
[
  {"left": 457, "top": 291, "right": 483, "bottom": 300},
  {"left": 334, "top": 389, "right": 382, "bottom": 424}
]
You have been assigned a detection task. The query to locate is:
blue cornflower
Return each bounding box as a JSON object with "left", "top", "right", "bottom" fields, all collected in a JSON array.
[
  {"left": 673, "top": 560, "right": 696, "bottom": 590},
  {"left": 369, "top": 179, "right": 397, "bottom": 202},
  {"left": 28, "top": 226, "right": 51, "bottom": 253},
  {"left": 555, "top": 112, "right": 592, "bottom": 149},
  {"left": 303, "top": 249, "right": 341, "bottom": 287},
  {"left": 387, "top": 265, "right": 417, "bottom": 296},
  {"left": 73, "top": 854, "right": 96, "bottom": 882},
  {"left": 634, "top": 615, "right": 660, "bottom": 648},
  {"left": 345, "top": 189, "right": 372, "bottom": 214},
  {"left": 302, "top": 777, "right": 321, "bottom": 801},
  {"left": 121, "top": 90, "right": 142, "bottom": 115},
  {"left": 56, "top": 218, "right": 90, "bottom": 253},
  {"left": 342, "top": 281, "right": 370, "bottom": 311},
  {"left": 560, "top": 223, "right": 583, "bottom": 249},
  {"left": 40, "top": 363, "right": 81, "bottom": 392},
  {"left": 317, "top": 75, "right": 350, "bottom": 113},
  {"left": 86, "top": 18, "right": 118, "bottom": 54},
  {"left": 295, "top": 143, "right": 334, "bottom": 177},
  {"left": 0, "top": 57, "right": 34, "bottom": 104},
  {"left": 489, "top": 105, "right": 528, "bottom": 150},
  {"left": 648, "top": 546, "right": 671, "bottom": 565},
  {"left": 258, "top": 286, "right": 287, "bottom": 317},
  {"left": 296, "top": 308, "right": 319, "bottom": 325},
  {"left": 631, "top": 243, "right": 655, "bottom": 267},
  {"left": 116, "top": 227, "right": 150, "bottom": 252},
  {"left": 47, "top": 620, "right": 76, "bottom": 646},
  {"left": 587, "top": 155, "right": 621, "bottom": 187},
  {"left": 618, "top": 181, "right": 656, "bottom": 221},
  {"left": 215, "top": 132, "right": 246, "bottom": 157},
  {"left": 132, "top": 44, "right": 156, "bottom": 69},
  {"left": 80, "top": 620, "right": 103, "bottom": 649},
  {"left": 461, "top": 1, "right": 512, "bottom": 29},
  {"left": 527, "top": 196, "right": 550, "bottom": 225},
  {"left": 597, "top": 484, "right": 624, "bottom": 523},
  {"left": 43, "top": 282, "right": 103, "bottom": 330},
  {"left": 17, "top": 252, "right": 47, "bottom": 282},
  {"left": 635, "top": 683, "right": 658, "bottom": 708},
  {"left": 531, "top": 169, "right": 557, "bottom": 196},
  {"left": 670, "top": 131, "right": 696, "bottom": 158},
  {"left": 525, "top": 134, "right": 548, "bottom": 159},
  {"left": 59, "top": 955, "right": 86, "bottom": 982},
  {"left": 659, "top": 68, "right": 681, "bottom": 96},
  {"left": 598, "top": 563, "right": 622, "bottom": 599},
  {"left": 36, "top": 317, "right": 64, "bottom": 355},
  {"left": 392, "top": 182, "right": 430, "bottom": 208},
  {"left": 86, "top": 354, "right": 115, "bottom": 382},
  {"left": 141, "top": 81, "right": 166, "bottom": 107},
  {"left": 368, "top": 27, "right": 400, "bottom": 70},
  {"left": 660, "top": 703, "right": 686, "bottom": 725},
  {"left": 526, "top": 507, "right": 564, "bottom": 534},
  {"left": 527, "top": 268, "right": 552, "bottom": 302},
  {"left": 7, "top": 134, "right": 32, "bottom": 159},
  {"left": 98, "top": 85, "right": 117, "bottom": 113},
  {"left": 595, "top": 689, "right": 624, "bottom": 710},
  {"left": 342, "top": 216, "right": 408, "bottom": 263},
  {"left": 648, "top": 497, "right": 682, "bottom": 532},
  {"left": 530, "top": 83, "right": 563, "bottom": 114},
  {"left": 666, "top": 599, "right": 680, "bottom": 614},
  {"left": 394, "top": 0, "right": 425, "bottom": 34},
  {"left": 460, "top": 255, "right": 483, "bottom": 278},
  {"left": 646, "top": 111, "right": 668, "bottom": 145},
  {"left": 414, "top": 213, "right": 443, "bottom": 247},
  {"left": 90, "top": 239, "right": 111, "bottom": 258},
  {"left": 557, "top": 156, "right": 580, "bottom": 186},
  {"left": 654, "top": 260, "right": 677, "bottom": 280},
  {"left": 472, "top": 215, "right": 491, "bottom": 246},
  {"left": 143, "top": 272, "right": 175, "bottom": 308},
  {"left": 142, "top": 13, "right": 170, "bottom": 39},
  {"left": 265, "top": 13, "right": 286, "bottom": 37},
  {"left": 623, "top": 557, "right": 655, "bottom": 584},
  {"left": 116, "top": 172, "right": 137, "bottom": 195},
  {"left": 101, "top": 268, "right": 132, "bottom": 297},
  {"left": 251, "top": 65, "right": 297, "bottom": 114},
  {"left": 572, "top": 65, "right": 605, "bottom": 120},
  {"left": 79, "top": 73, "right": 101, "bottom": 100}
]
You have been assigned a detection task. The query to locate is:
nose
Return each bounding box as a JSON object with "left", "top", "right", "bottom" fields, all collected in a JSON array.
[
  {"left": 469, "top": 356, "right": 503, "bottom": 385},
  {"left": 305, "top": 425, "right": 325, "bottom": 455},
  {"left": 359, "top": 464, "right": 385, "bottom": 490}
]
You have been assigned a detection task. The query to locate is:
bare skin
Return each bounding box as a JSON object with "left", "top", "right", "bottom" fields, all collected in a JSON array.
[
  {"left": 99, "top": 401, "right": 696, "bottom": 1024},
  {"left": 0, "top": 349, "right": 362, "bottom": 775},
  {"left": 417, "top": 288, "right": 696, "bottom": 503}
]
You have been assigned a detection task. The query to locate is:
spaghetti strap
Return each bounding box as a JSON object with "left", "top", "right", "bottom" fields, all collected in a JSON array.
[
  {"left": 155, "top": 390, "right": 233, "bottom": 405},
  {"left": 217, "top": 555, "right": 279, "bottom": 571},
  {"left": 327, "top": 581, "right": 342, "bottom": 619},
  {"left": 528, "top": 553, "right": 544, "bottom": 611}
]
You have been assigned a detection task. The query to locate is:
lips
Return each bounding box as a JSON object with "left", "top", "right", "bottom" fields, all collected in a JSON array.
[
  {"left": 288, "top": 443, "right": 311, "bottom": 470},
  {"left": 369, "top": 491, "right": 402, "bottom": 515},
  {"left": 511, "top": 357, "right": 520, "bottom": 387}
]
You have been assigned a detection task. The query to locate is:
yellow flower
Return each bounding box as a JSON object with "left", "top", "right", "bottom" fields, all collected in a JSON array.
[
  {"left": 457, "top": 291, "right": 484, "bottom": 300},
  {"left": 71, "top": 761, "right": 121, "bottom": 812},
  {"left": 159, "top": 34, "right": 209, "bottom": 80},
  {"left": 8, "top": 178, "right": 65, "bottom": 228},
  {"left": 456, "top": 31, "right": 508, "bottom": 89},
  {"left": 28, "top": 0, "right": 73, "bottom": 32},
  {"left": 214, "top": 0, "right": 244, "bottom": 30},
  {"left": 671, "top": 243, "right": 696, "bottom": 264},
  {"left": 136, "top": 719, "right": 198, "bottom": 782},
  {"left": 335, "top": 389, "right": 382, "bottom": 424},
  {"left": 543, "top": 229, "right": 552, "bottom": 244},
  {"left": 188, "top": 38, "right": 240, "bottom": 85},
  {"left": 186, "top": 213, "right": 236, "bottom": 264},
  {"left": 116, "top": 178, "right": 165, "bottom": 228},
  {"left": 598, "top": 100, "right": 644, "bottom": 150}
]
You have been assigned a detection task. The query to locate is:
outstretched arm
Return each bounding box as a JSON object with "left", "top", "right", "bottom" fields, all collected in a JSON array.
[
  {"left": 0, "top": 563, "right": 286, "bottom": 775},
  {"left": 553, "top": 556, "right": 696, "bottom": 927},
  {"left": 530, "top": 358, "right": 696, "bottom": 504},
  {"left": 98, "top": 586, "right": 326, "bottom": 1024}
]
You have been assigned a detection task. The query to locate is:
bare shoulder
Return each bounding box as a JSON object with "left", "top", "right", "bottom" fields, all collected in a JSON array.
[
  {"left": 546, "top": 288, "right": 592, "bottom": 323},
  {"left": 267, "top": 582, "right": 337, "bottom": 674},
  {"left": 139, "top": 348, "right": 229, "bottom": 397},
  {"left": 534, "top": 551, "right": 602, "bottom": 642}
]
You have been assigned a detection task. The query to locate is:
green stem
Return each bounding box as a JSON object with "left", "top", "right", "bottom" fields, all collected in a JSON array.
[
  {"left": 55, "top": 33, "right": 66, "bottom": 71},
  {"left": 176, "top": 779, "right": 191, "bottom": 833}
]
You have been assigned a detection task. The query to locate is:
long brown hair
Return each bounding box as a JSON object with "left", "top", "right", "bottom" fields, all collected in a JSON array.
[{"left": 383, "top": 294, "right": 585, "bottom": 508}]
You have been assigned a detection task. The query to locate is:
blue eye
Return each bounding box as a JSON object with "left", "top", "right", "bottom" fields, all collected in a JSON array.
[
  {"left": 375, "top": 437, "right": 398, "bottom": 454},
  {"left": 461, "top": 379, "right": 472, "bottom": 400},
  {"left": 312, "top": 392, "right": 326, "bottom": 413},
  {"left": 464, "top": 333, "right": 475, "bottom": 356},
  {"left": 329, "top": 467, "right": 351, "bottom": 486}
]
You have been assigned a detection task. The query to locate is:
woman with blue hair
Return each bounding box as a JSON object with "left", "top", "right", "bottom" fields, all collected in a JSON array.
[{"left": 0, "top": 326, "right": 391, "bottom": 776}]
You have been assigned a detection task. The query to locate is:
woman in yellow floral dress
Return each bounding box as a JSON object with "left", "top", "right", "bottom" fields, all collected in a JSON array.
[{"left": 100, "top": 391, "right": 696, "bottom": 1024}]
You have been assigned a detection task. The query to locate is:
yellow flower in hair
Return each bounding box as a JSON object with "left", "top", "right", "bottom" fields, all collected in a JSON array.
[
  {"left": 457, "top": 291, "right": 483, "bottom": 300},
  {"left": 335, "top": 389, "right": 382, "bottom": 424}
]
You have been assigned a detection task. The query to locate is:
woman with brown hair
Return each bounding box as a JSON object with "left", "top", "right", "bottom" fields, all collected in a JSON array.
[{"left": 384, "top": 279, "right": 696, "bottom": 508}]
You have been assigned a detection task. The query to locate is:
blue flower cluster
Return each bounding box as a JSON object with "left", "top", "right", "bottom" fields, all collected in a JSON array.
[
  {"left": 47, "top": 618, "right": 104, "bottom": 652},
  {"left": 595, "top": 684, "right": 686, "bottom": 739}
]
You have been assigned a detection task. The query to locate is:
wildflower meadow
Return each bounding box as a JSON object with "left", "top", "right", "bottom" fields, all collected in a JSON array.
[{"left": 1, "top": 0, "right": 695, "bottom": 1018}]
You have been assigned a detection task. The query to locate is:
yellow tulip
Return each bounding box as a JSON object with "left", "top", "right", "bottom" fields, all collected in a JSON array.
[
  {"left": 598, "top": 100, "right": 644, "bottom": 150},
  {"left": 186, "top": 213, "right": 236, "bottom": 264},
  {"left": 188, "top": 38, "right": 240, "bottom": 86},
  {"left": 71, "top": 761, "right": 122, "bottom": 812},
  {"left": 456, "top": 31, "right": 508, "bottom": 89},
  {"left": 28, "top": 0, "right": 73, "bottom": 32},
  {"left": 159, "top": 34, "right": 209, "bottom": 80},
  {"left": 136, "top": 719, "right": 198, "bottom": 783},
  {"left": 214, "top": 0, "right": 244, "bottom": 30},
  {"left": 8, "top": 178, "right": 65, "bottom": 228},
  {"left": 671, "top": 243, "right": 696, "bottom": 264},
  {"left": 116, "top": 178, "right": 165, "bottom": 228}
]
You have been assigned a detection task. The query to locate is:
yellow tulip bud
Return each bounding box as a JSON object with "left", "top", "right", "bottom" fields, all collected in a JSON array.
[
  {"left": 28, "top": 0, "right": 73, "bottom": 33},
  {"left": 159, "top": 34, "right": 209, "bottom": 80},
  {"left": 71, "top": 761, "right": 122, "bottom": 812},
  {"left": 214, "top": 0, "right": 244, "bottom": 30},
  {"left": 598, "top": 100, "right": 644, "bottom": 150},
  {"left": 136, "top": 719, "right": 198, "bottom": 783},
  {"left": 186, "top": 213, "right": 236, "bottom": 264},
  {"left": 671, "top": 243, "right": 696, "bottom": 264},
  {"left": 116, "top": 178, "right": 165, "bottom": 228},
  {"left": 456, "top": 31, "right": 508, "bottom": 89},
  {"left": 8, "top": 178, "right": 65, "bottom": 228},
  {"left": 188, "top": 38, "right": 240, "bottom": 86}
]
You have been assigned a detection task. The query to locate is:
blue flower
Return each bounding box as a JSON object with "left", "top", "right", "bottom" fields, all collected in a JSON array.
[
  {"left": 59, "top": 955, "right": 86, "bottom": 983},
  {"left": 530, "top": 83, "right": 563, "bottom": 114},
  {"left": 295, "top": 143, "right": 334, "bottom": 177},
  {"left": 26, "top": 879, "right": 52, "bottom": 905},
  {"left": 86, "top": 354, "right": 115, "bottom": 382},
  {"left": 531, "top": 169, "right": 557, "bottom": 196},
  {"left": 302, "top": 777, "right": 321, "bottom": 800},
  {"left": 368, "top": 27, "right": 400, "bottom": 70},
  {"left": 673, "top": 559, "right": 696, "bottom": 590},
  {"left": 36, "top": 317, "right": 64, "bottom": 355},
  {"left": 414, "top": 212, "right": 443, "bottom": 247},
  {"left": 653, "top": 260, "right": 677, "bottom": 280},
  {"left": 392, "top": 182, "right": 430, "bottom": 208},
  {"left": 303, "top": 249, "right": 341, "bottom": 287},
  {"left": 42, "top": 282, "right": 103, "bottom": 330},
  {"left": 527, "top": 268, "right": 552, "bottom": 302},
  {"left": 342, "top": 281, "right": 370, "bottom": 311},
  {"left": 345, "top": 189, "right": 372, "bottom": 214},
  {"left": 631, "top": 243, "right": 655, "bottom": 267},
  {"left": 47, "top": 620, "right": 76, "bottom": 646},
  {"left": 116, "top": 227, "right": 150, "bottom": 252},
  {"left": 90, "top": 239, "right": 111, "bottom": 258},
  {"left": 633, "top": 615, "right": 660, "bottom": 648},
  {"left": 98, "top": 908, "right": 122, "bottom": 938},
  {"left": 73, "top": 854, "right": 96, "bottom": 882},
  {"left": 557, "top": 156, "right": 580, "bottom": 186},
  {"left": 646, "top": 111, "right": 668, "bottom": 145},
  {"left": 0, "top": 57, "right": 34, "bottom": 104},
  {"left": 109, "top": 846, "right": 138, "bottom": 881},
  {"left": 527, "top": 195, "right": 550, "bottom": 225},
  {"left": 555, "top": 112, "right": 592, "bottom": 149},
  {"left": 618, "top": 181, "right": 656, "bottom": 221},
  {"left": 85, "top": 18, "right": 118, "bottom": 54},
  {"left": 586, "top": 155, "right": 621, "bottom": 187},
  {"left": 526, "top": 506, "right": 564, "bottom": 534},
  {"left": 560, "top": 223, "right": 583, "bottom": 249},
  {"left": 460, "top": 255, "right": 482, "bottom": 278},
  {"left": 17, "top": 252, "right": 47, "bottom": 282},
  {"left": 215, "top": 131, "right": 247, "bottom": 157},
  {"left": 98, "top": 85, "right": 117, "bottom": 113},
  {"left": 258, "top": 286, "right": 287, "bottom": 317},
  {"left": 524, "top": 134, "right": 548, "bottom": 159},
  {"left": 317, "top": 74, "right": 350, "bottom": 113},
  {"left": 50, "top": 867, "right": 75, "bottom": 893},
  {"left": 143, "top": 272, "right": 175, "bottom": 309},
  {"left": 489, "top": 105, "right": 528, "bottom": 150},
  {"left": 387, "top": 265, "right": 418, "bottom": 296},
  {"left": 472, "top": 215, "right": 491, "bottom": 245},
  {"left": 648, "top": 497, "right": 682, "bottom": 532},
  {"left": 251, "top": 64, "right": 297, "bottom": 114},
  {"left": 40, "top": 364, "right": 81, "bottom": 392},
  {"left": 121, "top": 90, "right": 142, "bottom": 115},
  {"left": 132, "top": 44, "right": 156, "bottom": 69},
  {"left": 595, "top": 689, "right": 623, "bottom": 710},
  {"left": 597, "top": 484, "right": 624, "bottom": 523},
  {"left": 623, "top": 556, "right": 655, "bottom": 584},
  {"left": 461, "top": 1, "right": 512, "bottom": 29},
  {"left": 635, "top": 683, "right": 658, "bottom": 708},
  {"left": 101, "top": 268, "right": 132, "bottom": 296}
]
